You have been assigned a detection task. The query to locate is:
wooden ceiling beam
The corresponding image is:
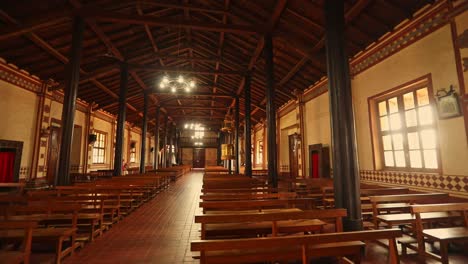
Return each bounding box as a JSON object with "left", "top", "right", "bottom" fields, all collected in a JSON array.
[
  {"left": 80, "top": 9, "right": 264, "bottom": 35},
  {"left": 163, "top": 105, "right": 228, "bottom": 110},
  {"left": 0, "top": 9, "right": 144, "bottom": 115},
  {"left": 0, "top": 10, "right": 71, "bottom": 41},
  {"left": 128, "top": 63, "right": 246, "bottom": 76},
  {"left": 129, "top": 0, "right": 229, "bottom": 15},
  {"left": 154, "top": 92, "right": 234, "bottom": 98},
  {"left": 136, "top": 3, "right": 165, "bottom": 67}
]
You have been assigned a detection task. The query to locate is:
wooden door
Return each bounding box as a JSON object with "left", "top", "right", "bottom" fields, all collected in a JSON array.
[
  {"left": 46, "top": 126, "right": 60, "bottom": 186},
  {"left": 193, "top": 148, "right": 205, "bottom": 168},
  {"left": 288, "top": 133, "right": 300, "bottom": 178}
]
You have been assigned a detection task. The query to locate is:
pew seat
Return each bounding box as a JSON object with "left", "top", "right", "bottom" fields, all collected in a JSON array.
[{"left": 192, "top": 229, "right": 402, "bottom": 264}]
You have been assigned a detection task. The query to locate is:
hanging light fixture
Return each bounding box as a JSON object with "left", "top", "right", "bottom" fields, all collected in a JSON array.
[{"left": 158, "top": 75, "right": 196, "bottom": 93}]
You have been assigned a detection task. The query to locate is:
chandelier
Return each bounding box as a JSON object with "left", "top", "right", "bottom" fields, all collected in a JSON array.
[
  {"left": 184, "top": 123, "right": 205, "bottom": 139},
  {"left": 159, "top": 75, "right": 196, "bottom": 93}
]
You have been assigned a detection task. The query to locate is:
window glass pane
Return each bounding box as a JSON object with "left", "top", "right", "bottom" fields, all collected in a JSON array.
[
  {"left": 389, "top": 113, "right": 401, "bottom": 130},
  {"left": 421, "top": 129, "right": 436, "bottom": 149},
  {"left": 384, "top": 151, "right": 394, "bottom": 167},
  {"left": 407, "top": 132, "right": 420, "bottom": 149},
  {"left": 418, "top": 105, "right": 433, "bottom": 125},
  {"left": 403, "top": 92, "right": 415, "bottom": 110},
  {"left": 423, "top": 149, "right": 438, "bottom": 169},
  {"left": 382, "top": 135, "right": 392, "bottom": 150},
  {"left": 394, "top": 150, "right": 406, "bottom": 167},
  {"left": 416, "top": 88, "right": 429, "bottom": 106},
  {"left": 409, "top": 150, "right": 422, "bottom": 168},
  {"left": 378, "top": 101, "right": 387, "bottom": 116},
  {"left": 388, "top": 97, "right": 398, "bottom": 113},
  {"left": 392, "top": 134, "right": 403, "bottom": 150},
  {"left": 405, "top": 109, "right": 417, "bottom": 127},
  {"left": 380, "top": 116, "right": 389, "bottom": 131}
]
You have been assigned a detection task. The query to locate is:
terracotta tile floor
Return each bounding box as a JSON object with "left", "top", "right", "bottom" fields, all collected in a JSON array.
[
  {"left": 62, "top": 171, "right": 467, "bottom": 264},
  {"left": 65, "top": 171, "right": 203, "bottom": 264}
]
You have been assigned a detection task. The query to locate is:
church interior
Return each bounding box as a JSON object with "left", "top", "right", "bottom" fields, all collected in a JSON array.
[{"left": 0, "top": 0, "right": 468, "bottom": 263}]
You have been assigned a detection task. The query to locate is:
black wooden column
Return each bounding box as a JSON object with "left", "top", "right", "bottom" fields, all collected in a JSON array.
[
  {"left": 56, "top": 17, "right": 84, "bottom": 186},
  {"left": 234, "top": 96, "right": 240, "bottom": 174},
  {"left": 174, "top": 128, "right": 179, "bottom": 164},
  {"left": 264, "top": 34, "right": 278, "bottom": 188},
  {"left": 153, "top": 107, "right": 160, "bottom": 170},
  {"left": 140, "top": 91, "right": 149, "bottom": 173},
  {"left": 244, "top": 75, "right": 252, "bottom": 177},
  {"left": 113, "top": 63, "right": 129, "bottom": 176},
  {"left": 162, "top": 116, "right": 169, "bottom": 168},
  {"left": 325, "top": 0, "right": 362, "bottom": 231}
]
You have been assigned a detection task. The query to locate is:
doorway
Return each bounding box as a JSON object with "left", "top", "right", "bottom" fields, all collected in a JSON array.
[
  {"left": 46, "top": 126, "right": 60, "bottom": 185},
  {"left": 288, "top": 133, "right": 301, "bottom": 178},
  {"left": 193, "top": 148, "right": 205, "bottom": 168}
]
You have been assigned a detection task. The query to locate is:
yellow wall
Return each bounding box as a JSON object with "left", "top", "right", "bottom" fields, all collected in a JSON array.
[
  {"left": 0, "top": 80, "right": 37, "bottom": 171},
  {"left": 303, "top": 93, "right": 332, "bottom": 176},
  {"left": 279, "top": 108, "right": 299, "bottom": 171},
  {"left": 352, "top": 24, "right": 467, "bottom": 175},
  {"left": 92, "top": 116, "right": 113, "bottom": 169}
]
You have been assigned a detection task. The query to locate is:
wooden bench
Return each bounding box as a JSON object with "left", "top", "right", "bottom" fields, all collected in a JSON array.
[
  {"left": 410, "top": 203, "right": 468, "bottom": 264},
  {"left": 0, "top": 182, "right": 25, "bottom": 195},
  {"left": 191, "top": 228, "right": 402, "bottom": 264},
  {"left": 200, "top": 192, "right": 297, "bottom": 201},
  {"left": 199, "top": 198, "right": 317, "bottom": 213},
  {"left": 196, "top": 208, "right": 346, "bottom": 239},
  {"left": 0, "top": 220, "right": 37, "bottom": 264},
  {"left": 4, "top": 204, "right": 82, "bottom": 264},
  {"left": 369, "top": 193, "right": 449, "bottom": 229}
]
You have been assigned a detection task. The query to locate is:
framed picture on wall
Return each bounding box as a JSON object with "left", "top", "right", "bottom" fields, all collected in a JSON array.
[{"left": 435, "top": 86, "right": 462, "bottom": 119}]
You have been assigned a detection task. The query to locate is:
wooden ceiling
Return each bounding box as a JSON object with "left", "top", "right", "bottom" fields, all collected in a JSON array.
[{"left": 0, "top": 0, "right": 435, "bottom": 131}]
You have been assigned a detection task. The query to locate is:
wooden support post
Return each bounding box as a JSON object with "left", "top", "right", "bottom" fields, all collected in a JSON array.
[
  {"left": 163, "top": 116, "right": 168, "bottom": 168},
  {"left": 113, "top": 63, "right": 128, "bottom": 176},
  {"left": 235, "top": 96, "right": 240, "bottom": 174},
  {"left": 324, "top": 0, "right": 362, "bottom": 231},
  {"left": 154, "top": 107, "right": 160, "bottom": 170},
  {"left": 56, "top": 17, "right": 84, "bottom": 186},
  {"left": 297, "top": 91, "right": 307, "bottom": 178},
  {"left": 264, "top": 34, "right": 278, "bottom": 188},
  {"left": 140, "top": 91, "right": 149, "bottom": 173},
  {"left": 244, "top": 75, "right": 252, "bottom": 177}
]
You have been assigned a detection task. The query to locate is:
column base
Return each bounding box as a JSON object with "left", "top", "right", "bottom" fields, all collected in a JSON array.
[{"left": 343, "top": 217, "right": 363, "bottom": 231}]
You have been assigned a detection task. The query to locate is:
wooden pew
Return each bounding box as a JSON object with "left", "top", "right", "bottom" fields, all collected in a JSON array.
[
  {"left": 0, "top": 182, "right": 25, "bottom": 195},
  {"left": 4, "top": 204, "right": 82, "bottom": 264},
  {"left": 369, "top": 193, "right": 449, "bottom": 229},
  {"left": 195, "top": 208, "right": 346, "bottom": 239},
  {"left": 199, "top": 198, "right": 317, "bottom": 213},
  {"left": 410, "top": 203, "right": 468, "bottom": 264},
  {"left": 200, "top": 192, "right": 297, "bottom": 201},
  {"left": 0, "top": 220, "right": 37, "bottom": 264},
  {"left": 201, "top": 187, "right": 290, "bottom": 194},
  {"left": 191, "top": 228, "right": 402, "bottom": 264}
]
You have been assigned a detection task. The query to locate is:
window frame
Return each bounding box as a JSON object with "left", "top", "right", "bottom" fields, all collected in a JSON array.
[
  {"left": 92, "top": 130, "right": 107, "bottom": 164},
  {"left": 368, "top": 74, "right": 442, "bottom": 173}
]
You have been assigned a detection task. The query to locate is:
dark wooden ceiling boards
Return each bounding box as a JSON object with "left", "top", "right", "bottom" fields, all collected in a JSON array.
[{"left": 0, "top": 0, "right": 435, "bottom": 130}]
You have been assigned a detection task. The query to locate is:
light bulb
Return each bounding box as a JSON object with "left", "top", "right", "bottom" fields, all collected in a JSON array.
[
  {"left": 162, "top": 76, "right": 169, "bottom": 83},
  {"left": 185, "top": 87, "right": 190, "bottom": 92},
  {"left": 184, "top": 124, "right": 188, "bottom": 129},
  {"left": 160, "top": 82, "right": 165, "bottom": 89},
  {"left": 171, "top": 87, "right": 176, "bottom": 93},
  {"left": 178, "top": 75, "right": 184, "bottom": 83},
  {"left": 189, "top": 80, "right": 195, "bottom": 88}
]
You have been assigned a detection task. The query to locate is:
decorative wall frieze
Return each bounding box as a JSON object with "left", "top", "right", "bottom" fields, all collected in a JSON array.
[
  {"left": 361, "top": 170, "right": 468, "bottom": 198},
  {"left": 0, "top": 59, "right": 42, "bottom": 93},
  {"left": 350, "top": 2, "right": 449, "bottom": 76}
]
